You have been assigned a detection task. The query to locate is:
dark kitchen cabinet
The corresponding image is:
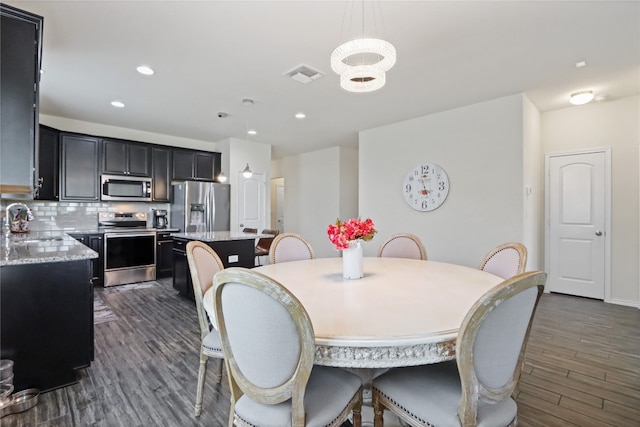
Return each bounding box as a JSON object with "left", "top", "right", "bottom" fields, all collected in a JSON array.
[
  {"left": 69, "top": 233, "right": 104, "bottom": 287},
  {"left": 1, "top": 259, "right": 93, "bottom": 392},
  {"left": 152, "top": 147, "right": 171, "bottom": 202},
  {"left": 60, "top": 134, "right": 100, "bottom": 201},
  {"left": 172, "top": 238, "right": 193, "bottom": 299},
  {"left": 172, "top": 237, "right": 254, "bottom": 300},
  {"left": 0, "top": 5, "right": 43, "bottom": 195},
  {"left": 156, "top": 231, "right": 173, "bottom": 278},
  {"left": 172, "top": 149, "right": 220, "bottom": 181},
  {"left": 36, "top": 125, "right": 60, "bottom": 200},
  {"left": 102, "top": 139, "right": 151, "bottom": 177}
]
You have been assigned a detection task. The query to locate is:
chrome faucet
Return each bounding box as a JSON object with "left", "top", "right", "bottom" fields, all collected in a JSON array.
[{"left": 4, "top": 202, "right": 34, "bottom": 233}]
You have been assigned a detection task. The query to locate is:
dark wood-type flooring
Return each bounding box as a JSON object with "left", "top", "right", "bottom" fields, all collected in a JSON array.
[{"left": 3, "top": 278, "right": 639, "bottom": 426}]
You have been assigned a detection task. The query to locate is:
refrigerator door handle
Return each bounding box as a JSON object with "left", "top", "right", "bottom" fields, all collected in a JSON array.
[{"left": 205, "top": 184, "right": 212, "bottom": 232}]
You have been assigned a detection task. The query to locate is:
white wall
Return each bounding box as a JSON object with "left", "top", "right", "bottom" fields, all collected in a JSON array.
[
  {"left": 280, "top": 146, "right": 358, "bottom": 258},
  {"left": 359, "top": 94, "right": 527, "bottom": 266},
  {"left": 522, "top": 96, "right": 544, "bottom": 270},
  {"left": 218, "top": 137, "right": 272, "bottom": 232},
  {"left": 542, "top": 95, "right": 639, "bottom": 306}
]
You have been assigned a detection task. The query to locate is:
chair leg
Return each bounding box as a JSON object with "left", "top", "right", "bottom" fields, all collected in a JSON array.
[
  {"left": 213, "top": 357, "right": 223, "bottom": 383},
  {"left": 372, "top": 390, "right": 384, "bottom": 427},
  {"left": 352, "top": 391, "right": 362, "bottom": 427},
  {"left": 194, "top": 352, "right": 208, "bottom": 417}
]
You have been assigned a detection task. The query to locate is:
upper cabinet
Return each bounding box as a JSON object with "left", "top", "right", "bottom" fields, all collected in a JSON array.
[
  {"left": 60, "top": 134, "right": 100, "bottom": 201},
  {"left": 102, "top": 139, "right": 151, "bottom": 177},
  {"left": 151, "top": 147, "right": 171, "bottom": 202},
  {"left": 172, "top": 149, "right": 220, "bottom": 181},
  {"left": 36, "top": 125, "right": 60, "bottom": 201},
  {"left": 0, "top": 5, "right": 43, "bottom": 196}
]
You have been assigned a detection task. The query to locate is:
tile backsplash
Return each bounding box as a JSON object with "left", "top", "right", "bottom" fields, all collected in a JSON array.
[{"left": 1, "top": 200, "right": 170, "bottom": 232}]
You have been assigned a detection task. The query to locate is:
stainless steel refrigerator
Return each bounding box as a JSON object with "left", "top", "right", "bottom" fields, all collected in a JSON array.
[{"left": 170, "top": 182, "right": 230, "bottom": 232}]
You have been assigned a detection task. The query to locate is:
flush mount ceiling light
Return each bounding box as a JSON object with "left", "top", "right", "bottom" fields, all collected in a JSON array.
[
  {"left": 110, "top": 101, "right": 125, "bottom": 108},
  {"left": 330, "top": 1, "right": 396, "bottom": 93},
  {"left": 569, "top": 90, "right": 594, "bottom": 105},
  {"left": 295, "top": 112, "right": 306, "bottom": 119},
  {"left": 242, "top": 163, "right": 253, "bottom": 178},
  {"left": 136, "top": 65, "right": 154, "bottom": 75},
  {"left": 247, "top": 129, "right": 257, "bottom": 135}
]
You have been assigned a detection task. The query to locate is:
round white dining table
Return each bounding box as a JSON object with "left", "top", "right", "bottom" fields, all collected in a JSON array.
[{"left": 252, "top": 257, "right": 503, "bottom": 369}]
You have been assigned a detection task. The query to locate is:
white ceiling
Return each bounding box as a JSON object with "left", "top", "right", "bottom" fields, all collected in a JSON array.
[{"left": 7, "top": 1, "right": 640, "bottom": 160}]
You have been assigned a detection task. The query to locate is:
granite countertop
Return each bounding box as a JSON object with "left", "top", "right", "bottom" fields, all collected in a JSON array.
[
  {"left": 171, "top": 231, "right": 271, "bottom": 242},
  {"left": 1, "top": 231, "right": 98, "bottom": 267}
]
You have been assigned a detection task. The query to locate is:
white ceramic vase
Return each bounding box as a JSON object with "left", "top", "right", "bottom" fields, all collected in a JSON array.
[{"left": 342, "top": 240, "right": 364, "bottom": 279}]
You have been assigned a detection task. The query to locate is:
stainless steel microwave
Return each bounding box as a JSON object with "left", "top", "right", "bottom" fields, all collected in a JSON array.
[{"left": 101, "top": 174, "right": 152, "bottom": 202}]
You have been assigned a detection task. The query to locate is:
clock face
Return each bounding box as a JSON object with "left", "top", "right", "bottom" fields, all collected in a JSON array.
[{"left": 403, "top": 163, "right": 450, "bottom": 211}]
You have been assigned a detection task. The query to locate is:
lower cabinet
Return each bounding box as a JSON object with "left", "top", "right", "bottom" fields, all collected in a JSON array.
[
  {"left": 69, "top": 233, "right": 104, "bottom": 287},
  {"left": 0, "top": 259, "right": 93, "bottom": 392},
  {"left": 156, "top": 231, "right": 173, "bottom": 278},
  {"left": 172, "top": 238, "right": 193, "bottom": 299},
  {"left": 172, "top": 237, "right": 255, "bottom": 300}
]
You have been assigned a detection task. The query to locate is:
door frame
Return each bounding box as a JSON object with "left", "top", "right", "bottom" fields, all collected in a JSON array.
[{"left": 544, "top": 147, "right": 612, "bottom": 302}]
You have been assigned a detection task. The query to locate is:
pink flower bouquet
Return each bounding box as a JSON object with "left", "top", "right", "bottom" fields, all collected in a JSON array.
[{"left": 327, "top": 217, "right": 376, "bottom": 250}]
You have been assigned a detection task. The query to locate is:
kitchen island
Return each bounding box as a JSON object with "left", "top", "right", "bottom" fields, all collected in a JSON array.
[
  {"left": 171, "top": 231, "right": 267, "bottom": 300},
  {"left": 0, "top": 232, "right": 97, "bottom": 392}
]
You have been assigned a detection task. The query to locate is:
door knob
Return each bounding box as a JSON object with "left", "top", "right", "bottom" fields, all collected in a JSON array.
[{"left": 595, "top": 231, "right": 603, "bottom": 236}]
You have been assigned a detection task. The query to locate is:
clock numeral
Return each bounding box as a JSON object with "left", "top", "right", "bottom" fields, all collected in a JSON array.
[
  {"left": 405, "top": 183, "right": 412, "bottom": 193},
  {"left": 422, "top": 200, "right": 428, "bottom": 210},
  {"left": 439, "top": 181, "right": 445, "bottom": 191},
  {"left": 421, "top": 165, "right": 429, "bottom": 175}
]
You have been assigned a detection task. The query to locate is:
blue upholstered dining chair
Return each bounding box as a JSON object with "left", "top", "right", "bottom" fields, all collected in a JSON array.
[
  {"left": 377, "top": 233, "right": 427, "bottom": 260},
  {"left": 479, "top": 242, "right": 528, "bottom": 279},
  {"left": 185, "top": 241, "right": 225, "bottom": 417},
  {"left": 213, "top": 267, "right": 363, "bottom": 427},
  {"left": 268, "top": 232, "right": 315, "bottom": 264},
  {"left": 372, "top": 271, "right": 546, "bottom": 427}
]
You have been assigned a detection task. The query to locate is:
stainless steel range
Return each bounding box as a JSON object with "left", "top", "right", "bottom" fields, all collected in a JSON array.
[{"left": 98, "top": 212, "right": 156, "bottom": 287}]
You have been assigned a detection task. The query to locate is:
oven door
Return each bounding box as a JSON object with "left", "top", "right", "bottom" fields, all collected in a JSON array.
[{"left": 103, "top": 231, "right": 156, "bottom": 286}]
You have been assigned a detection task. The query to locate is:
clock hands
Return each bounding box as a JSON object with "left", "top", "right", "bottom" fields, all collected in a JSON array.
[{"left": 420, "top": 177, "right": 429, "bottom": 197}]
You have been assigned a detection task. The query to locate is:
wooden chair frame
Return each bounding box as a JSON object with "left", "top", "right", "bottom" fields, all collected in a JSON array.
[
  {"left": 185, "top": 241, "right": 225, "bottom": 416},
  {"left": 376, "top": 233, "right": 427, "bottom": 260},
  {"left": 372, "top": 271, "right": 545, "bottom": 427},
  {"left": 268, "top": 232, "right": 315, "bottom": 264},
  {"left": 478, "top": 242, "right": 527, "bottom": 278},
  {"left": 214, "top": 268, "right": 362, "bottom": 427}
]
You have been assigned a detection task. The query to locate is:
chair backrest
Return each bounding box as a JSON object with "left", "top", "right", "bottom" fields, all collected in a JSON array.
[
  {"left": 186, "top": 241, "right": 225, "bottom": 337},
  {"left": 456, "top": 271, "right": 545, "bottom": 425},
  {"left": 256, "top": 228, "right": 280, "bottom": 252},
  {"left": 242, "top": 227, "right": 258, "bottom": 234},
  {"left": 268, "top": 232, "right": 315, "bottom": 264},
  {"left": 213, "top": 268, "right": 315, "bottom": 424},
  {"left": 478, "top": 242, "right": 527, "bottom": 279},
  {"left": 377, "top": 233, "right": 427, "bottom": 260}
]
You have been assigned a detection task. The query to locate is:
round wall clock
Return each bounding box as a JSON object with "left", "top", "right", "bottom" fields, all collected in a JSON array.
[{"left": 402, "top": 163, "right": 450, "bottom": 211}]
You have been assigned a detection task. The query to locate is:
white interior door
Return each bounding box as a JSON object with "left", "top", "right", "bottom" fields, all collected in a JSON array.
[
  {"left": 238, "top": 172, "right": 266, "bottom": 233},
  {"left": 546, "top": 150, "right": 609, "bottom": 299},
  {"left": 276, "top": 183, "right": 285, "bottom": 233}
]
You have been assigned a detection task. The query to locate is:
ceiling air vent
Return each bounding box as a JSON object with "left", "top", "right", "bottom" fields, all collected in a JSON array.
[{"left": 284, "top": 64, "right": 324, "bottom": 84}]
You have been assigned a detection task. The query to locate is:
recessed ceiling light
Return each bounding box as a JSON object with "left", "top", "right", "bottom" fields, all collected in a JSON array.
[
  {"left": 136, "top": 65, "right": 154, "bottom": 75},
  {"left": 111, "top": 101, "right": 125, "bottom": 108},
  {"left": 247, "top": 129, "right": 257, "bottom": 135},
  {"left": 295, "top": 112, "right": 306, "bottom": 119},
  {"left": 569, "top": 91, "right": 594, "bottom": 105},
  {"left": 575, "top": 60, "right": 587, "bottom": 68}
]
